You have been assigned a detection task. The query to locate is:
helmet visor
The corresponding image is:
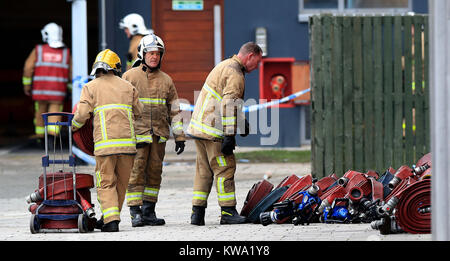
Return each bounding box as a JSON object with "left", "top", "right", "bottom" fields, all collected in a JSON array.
[{"left": 90, "top": 62, "right": 116, "bottom": 76}]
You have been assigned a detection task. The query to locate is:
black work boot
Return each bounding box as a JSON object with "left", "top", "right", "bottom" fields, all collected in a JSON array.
[
  {"left": 142, "top": 201, "right": 165, "bottom": 226},
  {"left": 95, "top": 216, "right": 104, "bottom": 230},
  {"left": 130, "top": 206, "right": 145, "bottom": 227},
  {"left": 101, "top": 220, "right": 119, "bottom": 232},
  {"left": 220, "top": 206, "right": 247, "bottom": 225},
  {"left": 191, "top": 205, "right": 206, "bottom": 226}
]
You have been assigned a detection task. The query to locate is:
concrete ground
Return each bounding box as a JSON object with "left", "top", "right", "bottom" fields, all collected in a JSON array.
[{"left": 0, "top": 139, "right": 431, "bottom": 244}]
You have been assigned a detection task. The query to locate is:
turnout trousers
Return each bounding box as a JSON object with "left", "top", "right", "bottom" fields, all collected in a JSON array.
[
  {"left": 34, "top": 100, "right": 63, "bottom": 137},
  {"left": 126, "top": 135, "right": 166, "bottom": 206},
  {"left": 95, "top": 154, "right": 134, "bottom": 224},
  {"left": 192, "top": 139, "right": 237, "bottom": 208}
]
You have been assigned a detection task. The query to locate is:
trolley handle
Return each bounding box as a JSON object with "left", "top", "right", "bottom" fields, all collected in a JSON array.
[{"left": 42, "top": 112, "right": 74, "bottom": 127}]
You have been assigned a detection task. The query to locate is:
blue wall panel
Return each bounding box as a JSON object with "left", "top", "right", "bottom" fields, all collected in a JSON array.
[{"left": 224, "top": 0, "right": 307, "bottom": 147}]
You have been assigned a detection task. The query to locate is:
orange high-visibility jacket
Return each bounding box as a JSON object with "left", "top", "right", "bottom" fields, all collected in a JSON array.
[{"left": 23, "top": 44, "right": 71, "bottom": 101}]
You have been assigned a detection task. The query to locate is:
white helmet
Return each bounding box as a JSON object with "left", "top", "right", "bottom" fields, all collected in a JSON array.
[
  {"left": 119, "top": 13, "right": 153, "bottom": 36},
  {"left": 134, "top": 33, "right": 165, "bottom": 68},
  {"left": 41, "top": 23, "right": 65, "bottom": 48}
]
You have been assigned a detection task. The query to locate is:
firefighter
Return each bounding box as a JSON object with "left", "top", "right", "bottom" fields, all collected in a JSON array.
[
  {"left": 187, "top": 42, "right": 262, "bottom": 225},
  {"left": 22, "top": 22, "right": 72, "bottom": 147},
  {"left": 119, "top": 13, "right": 153, "bottom": 71},
  {"left": 72, "top": 49, "right": 143, "bottom": 232},
  {"left": 122, "top": 33, "right": 186, "bottom": 227}
]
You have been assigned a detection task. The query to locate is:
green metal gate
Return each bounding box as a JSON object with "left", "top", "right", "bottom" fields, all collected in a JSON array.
[{"left": 309, "top": 14, "right": 429, "bottom": 178}]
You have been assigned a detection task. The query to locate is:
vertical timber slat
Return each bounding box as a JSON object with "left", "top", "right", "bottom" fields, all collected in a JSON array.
[
  {"left": 363, "top": 16, "right": 374, "bottom": 171},
  {"left": 373, "top": 16, "right": 384, "bottom": 172},
  {"left": 353, "top": 17, "right": 364, "bottom": 171},
  {"left": 323, "top": 15, "right": 334, "bottom": 176},
  {"left": 309, "top": 15, "right": 429, "bottom": 177},
  {"left": 342, "top": 16, "right": 354, "bottom": 173},
  {"left": 383, "top": 16, "right": 394, "bottom": 169},
  {"left": 393, "top": 16, "right": 404, "bottom": 169},
  {"left": 332, "top": 16, "right": 344, "bottom": 177}
]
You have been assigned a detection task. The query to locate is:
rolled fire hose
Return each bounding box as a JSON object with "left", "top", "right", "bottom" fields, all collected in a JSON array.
[
  {"left": 315, "top": 176, "right": 338, "bottom": 197},
  {"left": 388, "top": 165, "right": 414, "bottom": 190},
  {"left": 278, "top": 174, "right": 312, "bottom": 202},
  {"left": 240, "top": 179, "right": 274, "bottom": 217},
  {"left": 275, "top": 174, "right": 300, "bottom": 189},
  {"left": 72, "top": 103, "right": 94, "bottom": 156},
  {"left": 347, "top": 178, "right": 371, "bottom": 203},
  {"left": 394, "top": 179, "right": 431, "bottom": 234},
  {"left": 317, "top": 185, "right": 347, "bottom": 214},
  {"left": 365, "top": 170, "right": 379, "bottom": 180},
  {"left": 370, "top": 179, "right": 384, "bottom": 202},
  {"left": 26, "top": 173, "right": 94, "bottom": 203}
]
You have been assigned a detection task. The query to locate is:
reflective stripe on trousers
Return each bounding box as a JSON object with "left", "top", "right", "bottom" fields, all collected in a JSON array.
[
  {"left": 193, "top": 191, "right": 209, "bottom": 201},
  {"left": 217, "top": 177, "right": 235, "bottom": 202}
]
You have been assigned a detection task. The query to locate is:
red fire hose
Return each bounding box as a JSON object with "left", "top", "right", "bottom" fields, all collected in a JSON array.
[
  {"left": 278, "top": 174, "right": 312, "bottom": 202},
  {"left": 72, "top": 103, "right": 94, "bottom": 156},
  {"left": 27, "top": 173, "right": 94, "bottom": 203},
  {"left": 394, "top": 179, "right": 431, "bottom": 234}
]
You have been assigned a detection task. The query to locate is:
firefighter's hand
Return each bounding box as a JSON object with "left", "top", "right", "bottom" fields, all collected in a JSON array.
[
  {"left": 175, "top": 141, "right": 185, "bottom": 155},
  {"left": 240, "top": 119, "right": 250, "bottom": 137},
  {"left": 221, "top": 136, "right": 236, "bottom": 156},
  {"left": 23, "top": 85, "right": 31, "bottom": 96}
]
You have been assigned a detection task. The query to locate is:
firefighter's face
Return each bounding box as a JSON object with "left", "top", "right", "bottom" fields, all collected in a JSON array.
[
  {"left": 144, "top": 51, "right": 161, "bottom": 68},
  {"left": 244, "top": 52, "right": 262, "bottom": 73},
  {"left": 124, "top": 28, "right": 131, "bottom": 39}
]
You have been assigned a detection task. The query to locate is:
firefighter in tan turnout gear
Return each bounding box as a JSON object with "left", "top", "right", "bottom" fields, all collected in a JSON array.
[
  {"left": 72, "top": 49, "right": 143, "bottom": 232},
  {"left": 119, "top": 13, "right": 153, "bottom": 71},
  {"left": 23, "top": 22, "right": 72, "bottom": 146},
  {"left": 187, "top": 42, "right": 262, "bottom": 225},
  {"left": 123, "top": 33, "right": 186, "bottom": 227}
]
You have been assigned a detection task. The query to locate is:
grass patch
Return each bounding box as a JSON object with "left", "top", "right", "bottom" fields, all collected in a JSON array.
[{"left": 235, "top": 150, "right": 311, "bottom": 163}]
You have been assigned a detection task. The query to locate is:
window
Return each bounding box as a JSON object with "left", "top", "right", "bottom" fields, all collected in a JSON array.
[{"left": 299, "top": 0, "right": 412, "bottom": 22}]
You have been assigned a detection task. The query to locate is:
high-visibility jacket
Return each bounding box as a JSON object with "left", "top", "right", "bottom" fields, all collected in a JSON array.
[
  {"left": 72, "top": 73, "right": 144, "bottom": 156},
  {"left": 187, "top": 55, "right": 246, "bottom": 141},
  {"left": 23, "top": 44, "right": 71, "bottom": 102},
  {"left": 122, "top": 64, "right": 186, "bottom": 143}
]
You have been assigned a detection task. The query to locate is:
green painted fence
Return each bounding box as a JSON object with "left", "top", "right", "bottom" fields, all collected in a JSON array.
[{"left": 309, "top": 14, "right": 430, "bottom": 178}]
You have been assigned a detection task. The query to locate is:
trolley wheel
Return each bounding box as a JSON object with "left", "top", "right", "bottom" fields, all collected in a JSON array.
[
  {"left": 78, "top": 214, "right": 88, "bottom": 233},
  {"left": 30, "top": 214, "right": 40, "bottom": 234}
]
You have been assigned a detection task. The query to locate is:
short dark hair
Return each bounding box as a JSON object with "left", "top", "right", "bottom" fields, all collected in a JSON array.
[{"left": 239, "top": 42, "right": 262, "bottom": 56}]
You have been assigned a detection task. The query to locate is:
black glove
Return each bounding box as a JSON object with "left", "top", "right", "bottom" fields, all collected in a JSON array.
[
  {"left": 221, "top": 136, "right": 236, "bottom": 156},
  {"left": 136, "top": 142, "right": 147, "bottom": 149},
  {"left": 175, "top": 141, "right": 185, "bottom": 155},
  {"left": 240, "top": 119, "right": 250, "bottom": 137}
]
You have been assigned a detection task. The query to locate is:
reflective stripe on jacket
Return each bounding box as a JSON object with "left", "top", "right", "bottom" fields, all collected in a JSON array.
[
  {"left": 187, "top": 55, "right": 246, "bottom": 141},
  {"left": 31, "top": 44, "right": 70, "bottom": 101},
  {"left": 72, "top": 73, "right": 143, "bottom": 156},
  {"left": 122, "top": 64, "right": 186, "bottom": 143}
]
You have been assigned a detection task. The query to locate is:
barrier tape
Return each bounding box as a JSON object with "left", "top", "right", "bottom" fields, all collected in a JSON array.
[
  {"left": 180, "top": 88, "right": 311, "bottom": 112},
  {"left": 71, "top": 83, "right": 310, "bottom": 164}
]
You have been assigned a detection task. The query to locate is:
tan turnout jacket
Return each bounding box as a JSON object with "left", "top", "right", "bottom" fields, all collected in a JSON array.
[
  {"left": 122, "top": 64, "right": 186, "bottom": 143},
  {"left": 72, "top": 73, "right": 143, "bottom": 156},
  {"left": 187, "top": 55, "right": 246, "bottom": 141}
]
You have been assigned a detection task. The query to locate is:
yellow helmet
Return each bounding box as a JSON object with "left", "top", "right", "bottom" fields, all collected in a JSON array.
[{"left": 90, "top": 49, "right": 122, "bottom": 76}]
